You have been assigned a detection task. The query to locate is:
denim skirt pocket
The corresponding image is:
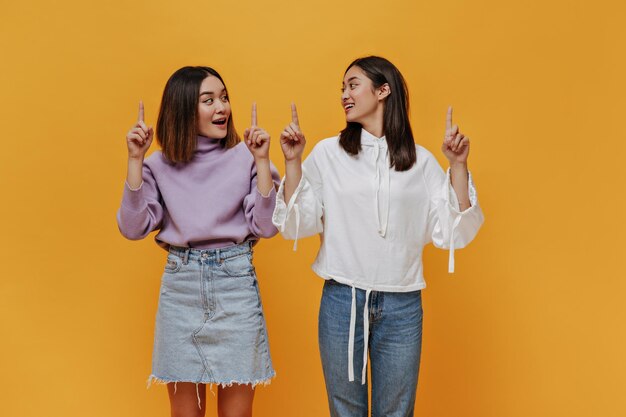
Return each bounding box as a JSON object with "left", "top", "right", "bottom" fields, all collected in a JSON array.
[{"left": 221, "top": 253, "right": 255, "bottom": 277}]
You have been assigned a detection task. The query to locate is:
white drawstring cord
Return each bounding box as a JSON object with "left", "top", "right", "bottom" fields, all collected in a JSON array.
[
  {"left": 448, "top": 215, "right": 463, "bottom": 273},
  {"left": 361, "top": 289, "right": 372, "bottom": 384},
  {"left": 348, "top": 286, "right": 356, "bottom": 382},
  {"left": 292, "top": 204, "right": 300, "bottom": 251}
]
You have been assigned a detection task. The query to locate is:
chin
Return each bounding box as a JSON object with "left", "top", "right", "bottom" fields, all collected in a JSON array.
[
  {"left": 345, "top": 111, "right": 362, "bottom": 124},
  {"left": 203, "top": 129, "right": 228, "bottom": 139}
]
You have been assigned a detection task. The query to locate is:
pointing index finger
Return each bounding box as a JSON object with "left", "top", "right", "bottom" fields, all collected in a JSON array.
[
  {"left": 446, "top": 106, "right": 453, "bottom": 131},
  {"left": 251, "top": 102, "right": 257, "bottom": 126},
  {"left": 138, "top": 101, "right": 145, "bottom": 123},
  {"left": 291, "top": 102, "right": 300, "bottom": 127}
]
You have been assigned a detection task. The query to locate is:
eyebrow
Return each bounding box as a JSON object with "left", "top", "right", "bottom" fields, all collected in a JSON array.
[
  {"left": 343, "top": 76, "right": 361, "bottom": 84},
  {"left": 199, "top": 88, "right": 227, "bottom": 96}
]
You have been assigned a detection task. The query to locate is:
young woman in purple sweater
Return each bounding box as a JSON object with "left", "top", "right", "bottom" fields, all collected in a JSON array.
[{"left": 117, "top": 66, "right": 279, "bottom": 417}]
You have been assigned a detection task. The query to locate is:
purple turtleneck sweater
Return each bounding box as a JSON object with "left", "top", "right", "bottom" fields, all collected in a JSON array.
[{"left": 117, "top": 136, "right": 280, "bottom": 250}]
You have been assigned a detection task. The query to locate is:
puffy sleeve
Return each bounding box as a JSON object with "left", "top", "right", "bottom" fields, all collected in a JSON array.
[
  {"left": 272, "top": 147, "right": 324, "bottom": 249},
  {"left": 423, "top": 151, "right": 484, "bottom": 273},
  {"left": 116, "top": 162, "right": 164, "bottom": 240},
  {"left": 243, "top": 160, "right": 281, "bottom": 238}
]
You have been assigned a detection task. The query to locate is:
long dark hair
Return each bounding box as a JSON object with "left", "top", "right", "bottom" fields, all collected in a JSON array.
[
  {"left": 339, "top": 56, "right": 416, "bottom": 171},
  {"left": 156, "top": 66, "right": 240, "bottom": 163}
]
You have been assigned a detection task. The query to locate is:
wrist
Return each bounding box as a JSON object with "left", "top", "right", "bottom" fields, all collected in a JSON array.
[
  {"left": 449, "top": 161, "right": 468, "bottom": 171},
  {"left": 254, "top": 156, "right": 270, "bottom": 165},
  {"left": 285, "top": 157, "right": 302, "bottom": 166}
]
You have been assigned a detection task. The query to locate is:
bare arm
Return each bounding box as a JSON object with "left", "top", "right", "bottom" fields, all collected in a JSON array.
[
  {"left": 442, "top": 106, "right": 472, "bottom": 210},
  {"left": 125, "top": 101, "right": 154, "bottom": 189}
]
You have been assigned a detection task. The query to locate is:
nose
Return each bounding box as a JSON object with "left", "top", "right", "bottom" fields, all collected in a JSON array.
[
  {"left": 215, "top": 99, "right": 226, "bottom": 113},
  {"left": 341, "top": 89, "right": 349, "bottom": 101}
]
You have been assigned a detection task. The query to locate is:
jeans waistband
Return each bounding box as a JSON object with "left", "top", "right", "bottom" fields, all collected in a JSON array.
[{"left": 169, "top": 241, "right": 253, "bottom": 264}]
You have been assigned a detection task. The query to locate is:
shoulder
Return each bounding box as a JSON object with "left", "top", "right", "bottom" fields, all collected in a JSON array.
[
  {"left": 220, "top": 142, "right": 255, "bottom": 169},
  {"left": 414, "top": 144, "right": 446, "bottom": 181},
  {"left": 314, "top": 135, "right": 340, "bottom": 150},
  {"left": 143, "top": 150, "right": 168, "bottom": 172},
  {"left": 414, "top": 144, "right": 439, "bottom": 167},
  {"left": 233, "top": 141, "right": 249, "bottom": 152},
  {"left": 308, "top": 135, "right": 341, "bottom": 159},
  {"left": 231, "top": 142, "right": 273, "bottom": 179},
  {"left": 302, "top": 136, "right": 340, "bottom": 170},
  {"left": 232, "top": 141, "right": 254, "bottom": 160}
]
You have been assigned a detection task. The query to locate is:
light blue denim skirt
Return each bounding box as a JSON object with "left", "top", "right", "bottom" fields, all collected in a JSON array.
[{"left": 147, "top": 241, "right": 275, "bottom": 388}]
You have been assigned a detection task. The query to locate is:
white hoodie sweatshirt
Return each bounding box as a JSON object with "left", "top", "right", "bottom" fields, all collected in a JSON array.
[{"left": 272, "top": 129, "right": 484, "bottom": 382}]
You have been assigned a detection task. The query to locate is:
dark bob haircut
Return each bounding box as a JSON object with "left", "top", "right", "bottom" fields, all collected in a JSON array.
[{"left": 156, "top": 66, "right": 240, "bottom": 163}]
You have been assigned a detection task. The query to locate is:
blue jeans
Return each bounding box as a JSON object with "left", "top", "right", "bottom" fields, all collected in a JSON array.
[{"left": 318, "top": 280, "right": 423, "bottom": 417}]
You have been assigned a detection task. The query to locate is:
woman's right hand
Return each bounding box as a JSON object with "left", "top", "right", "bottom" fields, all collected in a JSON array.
[
  {"left": 126, "top": 101, "right": 154, "bottom": 160},
  {"left": 279, "top": 103, "right": 306, "bottom": 162}
]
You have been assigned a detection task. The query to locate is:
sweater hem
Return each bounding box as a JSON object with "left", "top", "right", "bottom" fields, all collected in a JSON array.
[{"left": 311, "top": 265, "right": 427, "bottom": 293}]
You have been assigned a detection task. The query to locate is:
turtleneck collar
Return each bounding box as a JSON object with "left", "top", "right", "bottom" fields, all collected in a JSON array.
[{"left": 195, "top": 135, "right": 225, "bottom": 157}]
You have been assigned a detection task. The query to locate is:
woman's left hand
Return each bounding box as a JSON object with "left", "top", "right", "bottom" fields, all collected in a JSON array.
[
  {"left": 244, "top": 103, "right": 270, "bottom": 160},
  {"left": 441, "top": 106, "right": 470, "bottom": 164}
]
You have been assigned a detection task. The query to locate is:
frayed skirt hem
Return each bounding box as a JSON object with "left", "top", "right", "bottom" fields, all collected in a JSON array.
[{"left": 146, "top": 371, "right": 277, "bottom": 390}]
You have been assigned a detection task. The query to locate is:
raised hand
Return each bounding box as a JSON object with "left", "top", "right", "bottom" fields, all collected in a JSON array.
[
  {"left": 126, "top": 101, "right": 154, "bottom": 160},
  {"left": 279, "top": 103, "right": 306, "bottom": 162},
  {"left": 441, "top": 106, "right": 470, "bottom": 164},
  {"left": 244, "top": 102, "right": 271, "bottom": 160}
]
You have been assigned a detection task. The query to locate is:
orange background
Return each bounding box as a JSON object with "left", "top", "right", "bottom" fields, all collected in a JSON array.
[{"left": 1, "top": 0, "right": 625, "bottom": 416}]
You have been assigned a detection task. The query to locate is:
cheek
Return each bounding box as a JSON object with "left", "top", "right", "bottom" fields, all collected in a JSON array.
[
  {"left": 196, "top": 110, "right": 210, "bottom": 133},
  {"left": 350, "top": 92, "right": 366, "bottom": 109},
  {"left": 199, "top": 107, "right": 214, "bottom": 121},
  {"left": 352, "top": 89, "right": 366, "bottom": 102},
  {"left": 356, "top": 90, "right": 376, "bottom": 107}
]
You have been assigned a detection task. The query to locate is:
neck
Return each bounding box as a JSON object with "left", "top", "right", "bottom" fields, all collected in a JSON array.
[{"left": 360, "top": 109, "right": 384, "bottom": 138}]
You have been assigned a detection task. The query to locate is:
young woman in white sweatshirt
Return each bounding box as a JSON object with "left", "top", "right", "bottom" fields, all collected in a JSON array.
[{"left": 272, "top": 56, "right": 484, "bottom": 417}]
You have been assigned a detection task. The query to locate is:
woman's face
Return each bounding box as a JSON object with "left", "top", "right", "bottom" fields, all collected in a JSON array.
[
  {"left": 341, "top": 66, "right": 383, "bottom": 125},
  {"left": 197, "top": 75, "right": 231, "bottom": 139}
]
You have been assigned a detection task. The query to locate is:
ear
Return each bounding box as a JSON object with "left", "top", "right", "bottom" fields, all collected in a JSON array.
[{"left": 377, "top": 83, "right": 391, "bottom": 101}]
